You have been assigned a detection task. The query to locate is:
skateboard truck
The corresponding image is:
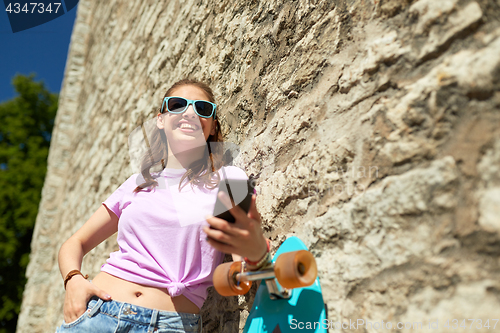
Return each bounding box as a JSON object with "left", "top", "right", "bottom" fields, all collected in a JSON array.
[
  {"left": 214, "top": 237, "right": 328, "bottom": 333},
  {"left": 236, "top": 262, "right": 292, "bottom": 300},
  {"left": 265, "top": 279, "right": 291, "bottom": 300},
  {"left": 214, "top": 250, "right": 317, "bottom": 300}
]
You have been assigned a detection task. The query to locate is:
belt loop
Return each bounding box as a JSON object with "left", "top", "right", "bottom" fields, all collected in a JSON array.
[
  {"left": 88, "top": 298, "right": 104, "bottom": 317},
  {"left": 148, "top": 309, "right": 158, "bottom": 333},
  {"left": 199, "top": 314, "right": 203, "bottom": 333}
]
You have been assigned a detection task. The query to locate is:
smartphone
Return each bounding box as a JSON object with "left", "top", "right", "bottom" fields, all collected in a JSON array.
[{"left": 213, "top": 178, "right": 254, "bottom": 223}]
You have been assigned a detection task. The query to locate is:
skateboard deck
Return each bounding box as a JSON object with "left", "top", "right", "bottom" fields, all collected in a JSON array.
[{"left": 243, "top": 236, "right": 327, "bottom": 333}]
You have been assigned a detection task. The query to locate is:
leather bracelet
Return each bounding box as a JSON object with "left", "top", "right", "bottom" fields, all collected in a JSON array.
[
  {"left": 64, "top": 269, "right": 89, "bottom": 289},
  {"left": 244, "top": 239, "right": 270, "bottom": 269}
]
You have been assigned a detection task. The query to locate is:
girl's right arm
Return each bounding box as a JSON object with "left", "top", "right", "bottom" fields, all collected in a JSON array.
[{"left": 58, "top": 204, "right": 118, "bottom": 323}]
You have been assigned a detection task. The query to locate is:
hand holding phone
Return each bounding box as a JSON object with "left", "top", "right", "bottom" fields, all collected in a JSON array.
[
  {"left": 204, "top": 176, "right": 266, "bottom": 259},
  {"left": 213, "top": 178, "right": 254, "bottom": 223}
]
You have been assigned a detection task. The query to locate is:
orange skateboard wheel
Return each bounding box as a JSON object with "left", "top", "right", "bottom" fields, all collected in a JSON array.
[
  {"left": 213, "top": 261, "right": 252, "bottom": 296},
  {"left": 274, "top": 250, "right": 317, "bottom": 289}
]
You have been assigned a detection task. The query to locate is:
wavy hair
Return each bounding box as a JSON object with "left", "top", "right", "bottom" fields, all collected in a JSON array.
[{"left": 133, "top": 79, "right": 223, "bottom": 193}]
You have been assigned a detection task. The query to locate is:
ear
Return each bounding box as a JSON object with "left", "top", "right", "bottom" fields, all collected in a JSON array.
[
  {"left": 157, "top": 113, "right": 164, "bottom": 129},
  {"left": 210, "top": 119, "right": 217, "bottom": 136}
]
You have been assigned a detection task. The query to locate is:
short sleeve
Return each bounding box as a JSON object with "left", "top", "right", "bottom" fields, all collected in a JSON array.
[
  {"left": 102, "top": 174, "right": 140, "bottom": 219},
  {"left": 219, "top": 166, "right": 248, "bottom": 181}
]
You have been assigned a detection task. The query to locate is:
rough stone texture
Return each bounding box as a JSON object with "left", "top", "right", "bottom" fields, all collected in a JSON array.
[{"left": 17, "top": 0, "right": 500, "bottom": 332}]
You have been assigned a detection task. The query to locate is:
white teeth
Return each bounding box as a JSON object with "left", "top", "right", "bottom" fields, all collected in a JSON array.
[{"left": 179, "top": 123, "right": 197, "bottom": 130}]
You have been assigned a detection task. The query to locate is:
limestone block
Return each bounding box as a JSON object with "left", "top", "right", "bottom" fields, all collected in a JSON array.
[
  {"left": 401, "top": 280, "right": 500, "bottom": 329},
  {"left": 339, "top": 29, "right": 410, "bottom": 92},
  {"left": 478, "top": 188, "right": 500, "bottom": 234},
  {"left": 417, "top": 2, "right": 483, "bottom": 60},
  {"left": 477, "top": 139, "right": 500, "bottom": 185},
  {"left": 410, "top": 0, "right": 459, "bottom": 34}
]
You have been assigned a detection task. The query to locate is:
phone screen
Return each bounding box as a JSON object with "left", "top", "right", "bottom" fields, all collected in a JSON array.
[{"left": 213, "top": 178, "right": 254, "bottom": 223}]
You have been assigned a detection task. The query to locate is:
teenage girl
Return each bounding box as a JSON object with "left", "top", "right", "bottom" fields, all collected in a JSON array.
[{"left": 57, "top": 79, "right": 268, "bottom": 332}]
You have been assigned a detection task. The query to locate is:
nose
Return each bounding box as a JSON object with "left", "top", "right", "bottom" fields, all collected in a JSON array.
[{"left": 182, "top": 103, "right": 197, "bottom": 118}]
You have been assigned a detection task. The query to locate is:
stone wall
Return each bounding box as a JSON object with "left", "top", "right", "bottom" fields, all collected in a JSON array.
[{"left": 17, "top": 0, "right": 500, "bottom": 332}]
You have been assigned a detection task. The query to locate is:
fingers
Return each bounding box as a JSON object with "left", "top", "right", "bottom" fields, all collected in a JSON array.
[
  {"left": 203, "top": 225, "right": 232, "bottom": 245},
  {"left": 64, "top": 279, "right": 111, "bottom": 323},
  {"left": 247, "top": 194, "right": 261, "bottom": 222},
  {"left": 205, "top": 187, "right": 265, "bottom": 258},
  {"left": 204, "top": 214, "right": 235, "bottom": 234},
  {"left": 203, "top": 223, "right": 248, "bottom": 245},
  {"left": 217, "top": 192, "right": 247, "bottom": 222},
  {"left": 66, "top": 309, "right": 80, "bottom": 323},
  {"left": 205, "top": 234, "right": 236, "bottom": 253},
  {"left": 64, "top": 295, "right": 87, "bottom": 323},
  {"left": 92, "top": 284, "right": 112, "bottom": 301}
]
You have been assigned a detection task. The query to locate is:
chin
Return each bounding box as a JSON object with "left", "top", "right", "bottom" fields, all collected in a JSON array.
[{"left": 171, "top": 137, "right": 208, "bottom": 151}]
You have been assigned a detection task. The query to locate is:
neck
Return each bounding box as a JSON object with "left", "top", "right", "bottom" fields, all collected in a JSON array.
[{"left": 165, "top": 145, "right": 208, "bottom": 169}]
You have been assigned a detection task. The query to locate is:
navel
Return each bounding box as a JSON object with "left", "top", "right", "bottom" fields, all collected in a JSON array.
[{"left": 135, "top": 291, "right": 143, "bottom": 297}]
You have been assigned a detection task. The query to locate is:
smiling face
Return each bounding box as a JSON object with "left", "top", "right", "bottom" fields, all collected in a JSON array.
[{"left": 157, "top": 85, "right": 216, "bottom": 154}]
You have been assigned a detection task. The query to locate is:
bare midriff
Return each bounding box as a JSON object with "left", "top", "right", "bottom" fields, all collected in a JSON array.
[{"left": 91, "top": 272, "right": 200, "bottom": 314}]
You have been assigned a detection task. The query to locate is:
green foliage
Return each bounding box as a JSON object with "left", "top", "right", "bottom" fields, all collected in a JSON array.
[{"left": 0, "top": 74, "right": 57, "bottom": 333}]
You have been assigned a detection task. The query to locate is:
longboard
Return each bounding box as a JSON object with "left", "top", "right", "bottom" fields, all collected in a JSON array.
[
  {"left": 243, "top": 237, "right": 327, "bottom": 333},
  {"left": 213, "top": 236, "right": 327, "bottom": 333}
]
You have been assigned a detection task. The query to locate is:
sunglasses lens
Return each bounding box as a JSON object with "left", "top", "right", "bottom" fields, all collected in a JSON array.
[
  {"left": 194, "top": 101, "right": 214, "bottom": 117},
  {"left": 167, "top": 98, "right": 188, "bottom": 113}
]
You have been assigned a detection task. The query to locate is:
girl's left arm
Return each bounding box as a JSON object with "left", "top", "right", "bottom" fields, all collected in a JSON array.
[{"left": 204, "top": 193, "right": 268, "bottom": 263}]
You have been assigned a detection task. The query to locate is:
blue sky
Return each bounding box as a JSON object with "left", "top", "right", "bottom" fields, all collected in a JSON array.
[{"left": 0, "top": 4, "right": 77, "bottom": 102}]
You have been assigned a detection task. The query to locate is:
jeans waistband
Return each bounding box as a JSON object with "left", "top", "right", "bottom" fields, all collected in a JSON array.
[{"left": 88, "top": 296, "right": 201, "bottom": 332}]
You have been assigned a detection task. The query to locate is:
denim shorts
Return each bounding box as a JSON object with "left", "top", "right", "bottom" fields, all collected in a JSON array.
[{"left": 55, "top": 297, "right": 201, "bottom": 333}]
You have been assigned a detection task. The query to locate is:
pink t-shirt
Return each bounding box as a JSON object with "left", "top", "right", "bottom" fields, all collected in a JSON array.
[{"left": 101, "top": 166, "right": 248, "bottom": 309}]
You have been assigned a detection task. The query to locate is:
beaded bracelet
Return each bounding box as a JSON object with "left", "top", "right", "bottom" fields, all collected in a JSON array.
[
  {"left": 64, "top": 269, "right": 89, "bottom": 289},
  {"left": 244, "top": 239, "right": 271, "bottom": 270}
]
